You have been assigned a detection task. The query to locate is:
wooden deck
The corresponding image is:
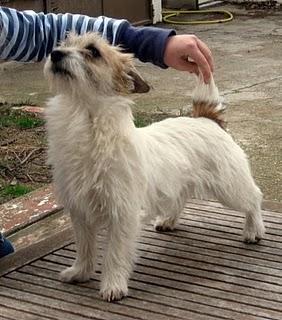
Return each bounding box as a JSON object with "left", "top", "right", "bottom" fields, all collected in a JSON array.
[{"left": 0, "top": 200, "right": 282, "bottom": 320}]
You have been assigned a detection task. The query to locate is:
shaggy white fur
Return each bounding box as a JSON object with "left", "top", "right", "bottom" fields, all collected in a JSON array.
[{"left": 44, "top": 33, "right": 265, "bottom": 302}]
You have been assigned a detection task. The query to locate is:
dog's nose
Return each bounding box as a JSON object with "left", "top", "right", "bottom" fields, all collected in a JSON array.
[{"left": 51, "top": 50, "right": 66, "bottom": 63}]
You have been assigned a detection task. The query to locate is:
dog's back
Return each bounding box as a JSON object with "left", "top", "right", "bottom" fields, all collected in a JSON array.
[{"left": 192, "top": 75, "right": 226, "bottom": 129}]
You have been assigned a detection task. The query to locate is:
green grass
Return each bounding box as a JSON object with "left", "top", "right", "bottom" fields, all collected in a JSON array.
[
  {"left": 133, "top": 113, "right": 151, "bottom": 128},
  {"left": 0, "top": 111, "right": 44, "bottom": 129},
  {"left": 0, "top": 184, "right": 33, "bottom": 199}
]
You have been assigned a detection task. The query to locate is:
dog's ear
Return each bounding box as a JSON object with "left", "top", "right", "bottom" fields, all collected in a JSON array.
[
  {"left": 112, "top": 52, "right": 150, "bottom": 94},
  {"left": 64, "top": 31, "right": 77, "bottom": 44},
  {"left": 127, "top": 68, "right": 150, "bottom": 94}
]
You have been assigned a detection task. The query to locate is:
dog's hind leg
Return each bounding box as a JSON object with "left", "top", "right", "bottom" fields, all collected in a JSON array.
[
  {"left": 155, "top": 213, "right": 180, "bottom": 232},
  {"left": 214, "top": 175, "right": 265, "bottom": 244},
  {"left": 154, "top": 190, "right": 187, "bottom": 232},
  {"left": 100, "top": 205, "right": 140, "bottom": 302},
  {"left": 60, "top": 210, "right": 98, "bottom": 283}
]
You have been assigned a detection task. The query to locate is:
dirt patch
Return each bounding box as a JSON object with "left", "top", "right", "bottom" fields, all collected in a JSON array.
[
  {"left": 0, "top": 104, "right": 51, "bottom": 204},
  {"left": 228, "top": 0, "right": 281, "bottom": 18},
  {"left": 236, "top": 0, "right": 280, "bottom": 10}
]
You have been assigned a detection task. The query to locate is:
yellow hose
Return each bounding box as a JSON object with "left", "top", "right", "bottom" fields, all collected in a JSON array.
[{"left": 162, "top": 9, "right": 233, "bottom": 25}]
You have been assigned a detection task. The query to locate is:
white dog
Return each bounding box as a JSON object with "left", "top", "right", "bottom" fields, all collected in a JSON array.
[{"left": 44, "top": 33, "right": 265, "bottom": 302}]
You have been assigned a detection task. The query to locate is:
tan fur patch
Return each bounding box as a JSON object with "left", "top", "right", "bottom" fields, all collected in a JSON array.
[
  {"left": 192, "top": 101, "right": 226, "bottom": 130},
  {"left": 61, "top": 32, "right": 149, "bottom": 94}
]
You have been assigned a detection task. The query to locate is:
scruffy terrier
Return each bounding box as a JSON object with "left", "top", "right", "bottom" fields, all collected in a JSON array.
[{"left": 44, "top": 33, "right": 265, "bottom": 302}]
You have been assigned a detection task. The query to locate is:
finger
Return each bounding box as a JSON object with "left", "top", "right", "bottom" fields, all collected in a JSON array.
[
  {"left": 176, "top": 59, "right": 199, "bottom": 75},
  {"left": 196, "top": 38, "right": 214, "bottom": 72},
  {"left": 187, "top": 47, "right": 211, "bottom": 83}
]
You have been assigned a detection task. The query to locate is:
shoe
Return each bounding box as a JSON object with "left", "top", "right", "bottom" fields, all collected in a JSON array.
[{"left": 0, "top": 233, "right": 14, "bottom": 258}]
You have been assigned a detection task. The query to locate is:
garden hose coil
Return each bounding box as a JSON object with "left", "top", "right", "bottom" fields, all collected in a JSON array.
[{"left": 162, "top": 9, "right": 234, "bottom": 25}]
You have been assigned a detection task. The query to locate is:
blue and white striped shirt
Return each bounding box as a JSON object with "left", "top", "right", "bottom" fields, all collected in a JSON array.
[
  {"left": 0, "top": 6, "right": 175, "bottom": 67},
  {"left": 0, "top": 7, "right": 125, "bottom": 61}
]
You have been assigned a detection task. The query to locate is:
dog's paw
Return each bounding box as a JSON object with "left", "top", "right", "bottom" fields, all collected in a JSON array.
[
  {"left": 60, "top": 266, "right": 91, "bottom": 283},
  {"left": 243, "top": 231, "right": 264, "bottom": 244},
  {"left": 154, "top": 216, "right": 177, "bottom": 232},
  {"left": 243, "top": 220, "right": 265, "bottom": 244},
  {"left": 100, "top": 286, "right": 128, "bottom": 302},
  {"left": 100, "top": 275, "right": 128, "bottom": 302}
]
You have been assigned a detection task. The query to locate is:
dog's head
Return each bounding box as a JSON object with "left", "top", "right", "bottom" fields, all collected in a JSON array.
[{"left": 44, "top": 32, "right": 150, "bottom": 96}]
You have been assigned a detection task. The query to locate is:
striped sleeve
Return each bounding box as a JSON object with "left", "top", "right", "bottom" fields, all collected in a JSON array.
[{"left": 0, "top": 7, "right": 126, "bottom": 61}]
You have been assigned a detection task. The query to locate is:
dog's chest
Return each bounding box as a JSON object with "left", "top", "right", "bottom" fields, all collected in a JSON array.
[
  {"left": 46, "top": 99, "right": 140, "bottom": 211},
  {"left": 47, "top": 104, "right": 115, "bottom": 191}
]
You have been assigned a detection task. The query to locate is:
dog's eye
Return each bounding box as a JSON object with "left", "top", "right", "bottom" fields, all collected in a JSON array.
[{"left": 85, "top": 45, "right": 101, "bottom": 58}]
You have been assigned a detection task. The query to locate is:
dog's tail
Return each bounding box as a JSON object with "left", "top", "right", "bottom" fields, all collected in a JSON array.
[{"left": 192, "top": 75, "right": 226, "bottom": 129}]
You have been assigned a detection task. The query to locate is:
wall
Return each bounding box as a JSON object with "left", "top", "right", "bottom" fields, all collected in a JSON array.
[
  {"left": 0, "top": 0, "right": 44, "bottom": 11},
  {"left": 0, "top": 0, "right": 154, "bottom": 24}
]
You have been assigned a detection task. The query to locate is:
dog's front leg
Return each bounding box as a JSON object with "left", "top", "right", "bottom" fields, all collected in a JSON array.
[
  {"left": 60, "top": 210, "right": 98, "bottom": 283},
  {"left": 100, "top": 204, "right": 140, "bottom": 302}
]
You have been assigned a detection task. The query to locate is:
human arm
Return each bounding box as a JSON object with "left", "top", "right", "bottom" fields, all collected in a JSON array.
[
  {"left": 0, "top": 7, "right": 213, "bottom": 81},
  {"left": 0, "top": 7, "right": 127, "bottom": 61},
  {"left": 118, "top": 24, "right": 213, "bottom": 83},
  {"left": 0, "top": 6, "right": 174, "bottom": 67}
]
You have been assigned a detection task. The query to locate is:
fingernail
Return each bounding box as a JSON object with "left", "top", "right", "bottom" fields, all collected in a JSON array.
[{"left": 204, "top": 75, "right": 211, "bottom": 84}]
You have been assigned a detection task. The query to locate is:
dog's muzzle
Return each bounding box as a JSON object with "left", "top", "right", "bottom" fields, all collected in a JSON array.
[
  {"left": 50, "top": 50, "right": 73, "bottom": 78},
  {"left": 51, "top": 50, "right": 66, "bottom": 63}
]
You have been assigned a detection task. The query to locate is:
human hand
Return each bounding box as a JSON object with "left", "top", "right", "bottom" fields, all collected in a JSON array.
[{"left": 163, "top": 34, "right": 214, "bottom": 83}]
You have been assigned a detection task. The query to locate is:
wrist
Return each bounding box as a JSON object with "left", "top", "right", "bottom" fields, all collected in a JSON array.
[{"left": 118, "top": 23, "right": 176, "bottom": 68}]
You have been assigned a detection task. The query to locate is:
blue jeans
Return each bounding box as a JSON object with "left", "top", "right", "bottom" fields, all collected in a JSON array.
[{"left": 0, "top": 233, "right": 14, "bottom": 258}]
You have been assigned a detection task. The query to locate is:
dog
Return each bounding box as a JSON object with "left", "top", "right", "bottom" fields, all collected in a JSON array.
[{"left": 44, "top": 32, "right": 265, "bottom": 302}]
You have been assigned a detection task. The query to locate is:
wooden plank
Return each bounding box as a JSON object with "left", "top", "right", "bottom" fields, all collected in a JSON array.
[
  {"left": 66, "top": 226, "right": 282, "bottom": 262},
  {"left": 143, "top": 229, "right": 282, "bottom": 258},
  {"left": 31, "top": 259, "right": 282, "bottom": 304},
  {"left": 56, "top": 244, "right": 282, "bottom": 280},
  {"left": 142, "top": 227, "right": 282, "bottom": 257},
  {"left": 11, "top": 265, "right": 282, "bottom": 319},
  {"left": 144, "top": 226, "right": 282, "bottom": 258},
  {"left": 66, "top": 237, "right": 282, "bottom": 278},
  {"left": 0, "top": 200, "right": 281, "bottom": 320},
  {"left": 4, "top": 272, "right": 217, "bottom": 320},
  {"left": 1, "top": 276, "right": 189, "bottom": 320},
  {"left": 0, "top": 281, "right": 133, "bottom": 320},
  {"left": 183, "top": 209, "right": 282, "bottom": 233},
  {"left": 21, "top": 264, "right": 279, "bottom": 309},
  {"left": 181, "top": 211, "right": 282, "bottom": 238},
  {"left": 46, "top": 250, "right": 282, "bottom": 294},
  {"left": 262, "top": 200, "right": 282, "bottom": 213},
  {"left": 65, "top": 235, "right": 282, "bottom": 272},
  {"left": 0, "top": 304, "right": 55, "bottom": 320},
  {"left": 176, "top": 219, "right": 282, "bottom": 246},
  {"left": 137, "top": 234, "right": 282, "bottom": 268},
  {"left": 65, "top": 220, "right": 282, "bottom": 260},
  {"left": 0, "top": 227, "right": 73, "bottom": 277},
  {"left": 186, "top": 199, "right": 282, "bottom": 217},
  {"left": 0, "top": 293, "right": 92, "bottom": 320}
]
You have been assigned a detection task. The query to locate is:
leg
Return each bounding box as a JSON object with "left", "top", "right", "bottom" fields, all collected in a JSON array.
[
  {"left": 154, "top": 190, "right": 186, "bottom": 232},
  {"left": 60, "top": 210, "right": 98, "bottom": 283},
  {"left": 100, "top": 208, "right": 140, "bottom": 302},
  {"left": 155, "top": 214, "right": 180, "bottom": 232},
  {"left": 243, "top": 206, "right": 265, "bottom": 243},
  {"left": 215, "top": 178, "right": 265, "bottom": 244},
  {"left": 241, "top": 187, "right": 265, "bottom": 243}
]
